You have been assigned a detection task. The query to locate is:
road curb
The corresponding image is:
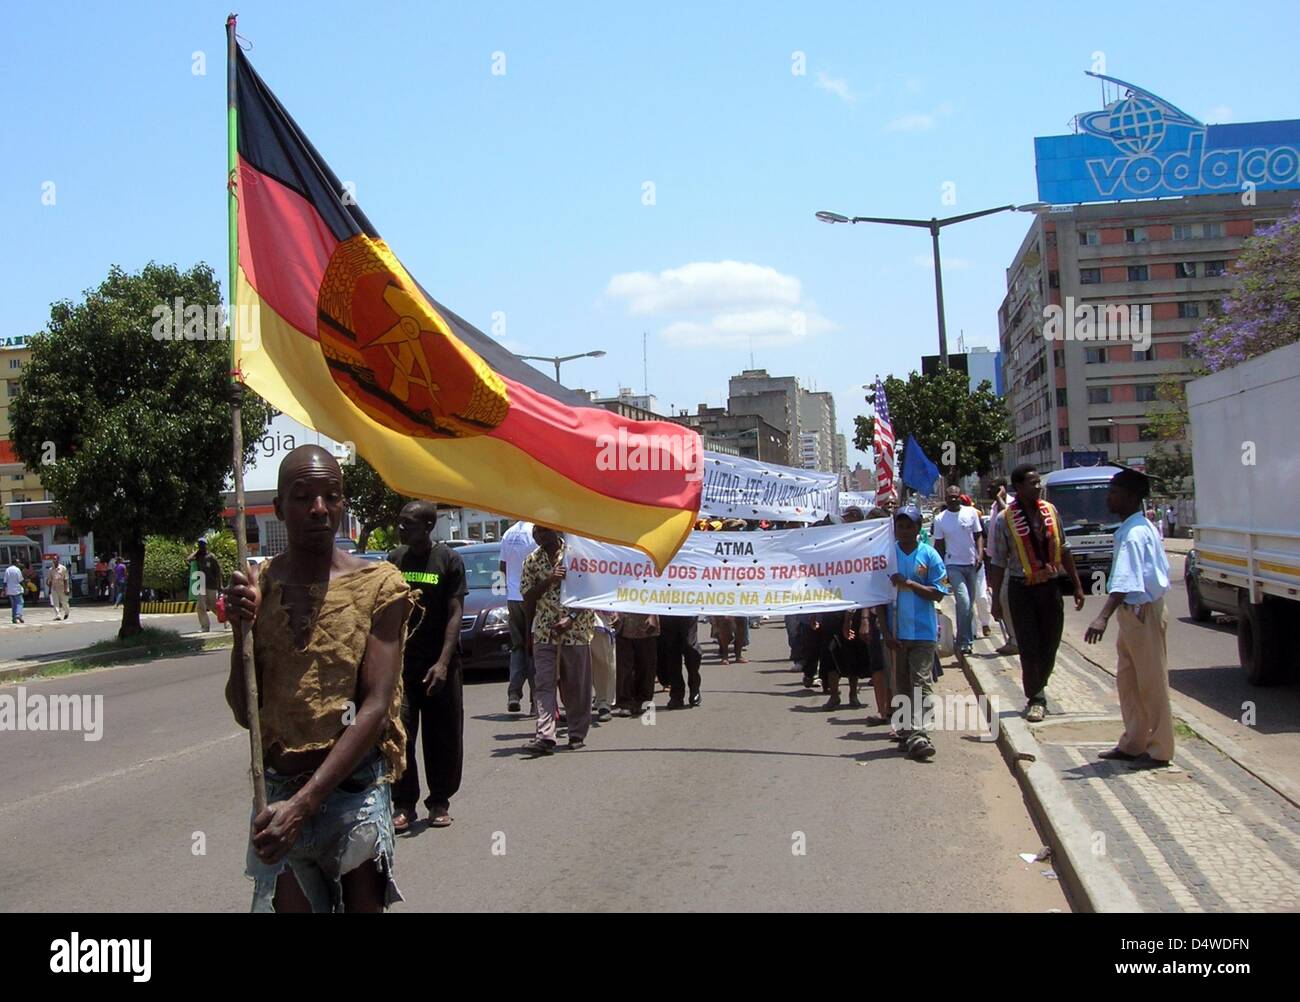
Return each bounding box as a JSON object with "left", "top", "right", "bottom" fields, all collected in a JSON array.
[
  {"left": 1058, "top": 634, "right": 1300, "bottom": 810},
  {"left": 0, "top": 635, "right": 233, "bottom": 682},
  {"left": 959, "top": 654, "right": 1144, "bottom": 913}
]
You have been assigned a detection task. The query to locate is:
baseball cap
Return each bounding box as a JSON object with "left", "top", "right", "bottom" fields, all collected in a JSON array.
[{"left": 895, "top": 504, "right": 923, "bottom": 524}]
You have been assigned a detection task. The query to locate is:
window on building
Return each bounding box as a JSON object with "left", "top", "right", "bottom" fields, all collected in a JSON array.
[
  {"left": 1127, "top": 265, "right": 1149, "bottom": 282},
  {"left": 1125, "top": 227, "right": 1148, "bottom": 243},
  {"left": 1182, "top": 342, "right": 1199, "bottom": 359},
  {"left": 1056, "top": 387, "right": 1068, "bottom": 406},
  {"left": 1172, "top": 223, "right": 1195, "bottom": 240},
  {"left": 8, "top": 359, "right": 20, "bottom": 370},
  {"left": 1087, "top": 386, "right": 1112, "bottom": 404},
  {"left": 1053, "top": 349, "right": 1065, "bottom": 369},
  {"left": 1079, "top": 230, "right": 1100, "bottom": 246},
  {"left": 1133, "top": 346, "right": 1155, "bottom": 361},
  {"left": 1175, "top": 261, "right": 1197, "bottom": 279},
  {"left": 1089, "top": 425, "right": 1114, "bottom": 444},
  {"left": 6, "top": 380, "right": 17, "bottom": 397},
  {"left": 1204, "top": 260, "right": 1228, "bottom": 277},
  {"left": 1253, "top": 218, "right": 1279, "bottom": 233},
  {"left": 1048, "top": 270, "right": 1060, "bottom": 288},
  {"left": 1202, "top": 222, "right": 1224, "bottom": 238},
  {"left": 1136, "top": 383, "right": 1158, "bottom": 402},
  {"left": 1080, "top": 268, "right": 1102, "bottom": 284},
  {"left": 1085, "top": 347, "right": 1108, "bottom": 364},
  {"left": 1207, "top": 298, "right": 1223, "bottom": 316},
  {"left": 1059, "top": 427, "right": 1070, "bottom": 446},
  {"left": 1177, "top": 301, "right": 1201, "bottom": 319}
]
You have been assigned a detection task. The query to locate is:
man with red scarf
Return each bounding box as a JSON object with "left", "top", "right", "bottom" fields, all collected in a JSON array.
[{"left": 987, "top": 464, "right": 1086, "bottom": 722}]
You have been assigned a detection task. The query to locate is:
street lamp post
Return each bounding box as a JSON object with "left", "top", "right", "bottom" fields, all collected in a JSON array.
[
  {"left": 816, "top": 203, "right": 1049, "bottom": 367},
  {"left": 519, "top": 350, "right": 607, "bottom": 386}
]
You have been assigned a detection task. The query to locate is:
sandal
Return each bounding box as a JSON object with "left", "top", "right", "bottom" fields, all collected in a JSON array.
[
  {"left": 393, "top": 809, "right": 414, "bottom": 834},
  {"left": 428, "top": 810, "right": 453, "bottom": 828}
]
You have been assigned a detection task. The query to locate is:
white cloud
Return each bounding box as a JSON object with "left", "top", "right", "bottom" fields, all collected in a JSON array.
[
  {"left": 606, "top": 260, "right": 801, "bottom": 315},
  {"left": 1206, "top": 104, "right": 1233, "bottom": 123},
  {"left": 815, "top": 71, "right": 855, "bottom": 104},
  {"left": 661, "top": 308, "right": 837, "bottom": 349}
]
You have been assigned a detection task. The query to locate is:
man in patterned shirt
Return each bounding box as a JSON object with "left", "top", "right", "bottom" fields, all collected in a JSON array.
[{"left": 520, "top": 526, "right": 596, "bottom": 756}]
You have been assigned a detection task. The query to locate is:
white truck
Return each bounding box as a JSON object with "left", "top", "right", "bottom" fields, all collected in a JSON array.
[{"left": 1186, "top": 338, "right": 1300, "bottom": 685}]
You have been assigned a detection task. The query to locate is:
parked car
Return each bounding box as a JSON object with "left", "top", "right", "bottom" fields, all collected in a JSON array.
[
  {"left": 455, "top": 542, "right": 511, "bottom": 673},
  {"left": 354, "top": 550, "right": 389, "bottom": 562}
]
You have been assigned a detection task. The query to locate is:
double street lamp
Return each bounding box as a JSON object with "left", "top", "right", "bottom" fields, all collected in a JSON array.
[
  {"left": 519, "top": 350, "right": 607, "bottom": 386},
  {"left": 816, "top": 202, "right": 1050, "bottom": 367}
]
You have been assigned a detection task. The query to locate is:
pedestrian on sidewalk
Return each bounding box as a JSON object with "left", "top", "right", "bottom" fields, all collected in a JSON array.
[
  {"left": 4, "top": 559, "right": 25, "bottom": 624},
  {"left": 498, "top": 519, "right": 537, "bottom": 715},
  {"left": 613, "top": 610, "right": 659, "bottom": 716},
  {"left": 933, "top": 485, "right": 985, "bottom": 658},
  {"left": 521, "top": 527, "right": 595, "bottom": 755},
  {"left": 988, "top": 465, "right": 1086, "bottom": 723},
  {"left": 987, "top": 479, "right": 1018, "bottom": 654},
  {"left": 224, "top": 445, "right": 413, "bottom": 912},
  {"left": 887, "top": 505, "right": 948, "bottom": 760},
  {"left": 45, "top": 553, "right": 71, "bottom": 621},
  {"left": 1084, "top": 469, "right": 1174, "bottom": 770},
  {"left": 112, "top": 557, "right": 128, "bottom": 606},
  {"left": 188, "top": 538, "right": 225, "bottom": 632},
  {"left": 389, "top": 501, "right": 469, "bottom": 830}
]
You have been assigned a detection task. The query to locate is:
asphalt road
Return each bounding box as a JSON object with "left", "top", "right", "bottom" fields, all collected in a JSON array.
[
  {"left": 0, "top": 626, "right": 1068, "bottom": 912},
  {"left": 0, "top": 608, "right": 208, "bottom": 663},
  {"left": 1058, "top": 552, "right": 1300, "bottom": 785}
]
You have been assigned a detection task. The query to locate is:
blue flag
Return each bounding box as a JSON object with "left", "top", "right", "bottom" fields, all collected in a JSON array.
[{"left": 902, "top": 435, "right": 940, "bottom": 495}]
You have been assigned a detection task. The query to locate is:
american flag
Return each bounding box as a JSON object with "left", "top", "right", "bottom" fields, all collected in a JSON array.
[{"left": 871, "top": 376, "right": 896, "bottom": 497}]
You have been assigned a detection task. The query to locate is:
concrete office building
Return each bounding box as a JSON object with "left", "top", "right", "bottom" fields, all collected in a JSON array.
[
  {"left": 998, "top": 191, "right": 1294, "bottom": 473},
  {"left": 727, "top": 369, "right": 800, "bottom": 465},
  {"left": 797, "top": 389, "right": 837, "bottom": 472},
  {"left": 674, "top": 405, "right": 786, "bottom": 463}
]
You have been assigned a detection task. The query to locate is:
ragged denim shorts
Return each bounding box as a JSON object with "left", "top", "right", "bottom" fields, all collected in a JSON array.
[{"left": 245, "top": 749, "right": 403, "bottom": 913}]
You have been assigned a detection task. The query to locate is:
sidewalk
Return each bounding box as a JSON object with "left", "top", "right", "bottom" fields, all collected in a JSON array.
[{"left": 963, "top": 640, "right": 1300, "bottom": 912}]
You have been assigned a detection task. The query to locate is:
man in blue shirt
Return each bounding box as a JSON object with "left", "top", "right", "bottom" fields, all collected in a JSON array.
[
  {"left": 888, "top": 505, "right": 950, "bottom": 761},
  {"left": 1084, "top": 469, "right": 1174, "bottom": 769}
]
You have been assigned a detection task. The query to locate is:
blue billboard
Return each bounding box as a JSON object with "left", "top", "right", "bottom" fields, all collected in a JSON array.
[{"left": 1035, "top": 73, "right": 1300, "bottom": 204}]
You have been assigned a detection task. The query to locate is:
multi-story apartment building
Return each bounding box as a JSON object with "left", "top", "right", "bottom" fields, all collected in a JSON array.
[
  {"left": 1, "top": 335, "right": 46, "bottom": 510},
  {"left": 797, "top": 389, "right": 837, "bottom": 472},
  {"left": 998, "top": 191, "right": 1294, "bottom": 473},
  {"left": 673, "top": 404, "right": 786, "bottom": 463}
]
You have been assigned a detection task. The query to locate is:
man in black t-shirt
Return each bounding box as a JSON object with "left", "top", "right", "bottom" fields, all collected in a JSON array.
[{"left": 388, "top": 501, "right": 468, "bottom": 832}]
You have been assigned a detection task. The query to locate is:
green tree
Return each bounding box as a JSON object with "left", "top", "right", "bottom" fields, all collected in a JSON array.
[
  {"left": 9, "top": 262, "right": 271, "bottom": 638},
  {"left": 343, "top": 456, "right": 411, "bottom": 551},
  {"left": 0, "top": 509, "right": 9, "bottom": 533},
  {"left": 142, "top": 535, "right": 191, "bottom": 597},
  {"left": 853, "top": 368, "right": 1011, "bottom": 485},
  {"left": 1143, "top": 373, "right": 1197, "bottom": 494}
]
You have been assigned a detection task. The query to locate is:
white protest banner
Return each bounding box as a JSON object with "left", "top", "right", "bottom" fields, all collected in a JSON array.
[
  {"left": 561, "top": 520, "right": 896, "bottom": 615},
  {"left": 697, "top": 451, "right": 840, "bottom": 522},
  {"left": 839, "top": 490, "right": 875, "bottom": 512}
]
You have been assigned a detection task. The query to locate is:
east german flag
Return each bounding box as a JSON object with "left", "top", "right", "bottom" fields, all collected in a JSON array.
[{"left": 231, "top": 48, "right": 700, "bottom": 568}]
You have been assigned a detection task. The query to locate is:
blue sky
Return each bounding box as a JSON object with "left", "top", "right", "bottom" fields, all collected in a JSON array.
[{"left": 5, "top": 1, "right": 1299, "bottom": 468}]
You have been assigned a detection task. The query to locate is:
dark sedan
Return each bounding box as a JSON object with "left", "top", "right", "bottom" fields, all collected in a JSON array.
[{"left": 456, "top": 542, "right": 511, "bottom": 673}]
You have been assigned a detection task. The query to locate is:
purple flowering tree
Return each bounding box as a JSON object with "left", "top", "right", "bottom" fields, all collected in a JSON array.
[{"left": 1190, "top": 203, "right": 1300, "bottom": 371}]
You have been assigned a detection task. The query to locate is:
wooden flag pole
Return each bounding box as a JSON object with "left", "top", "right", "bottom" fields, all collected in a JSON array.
[{"left": 227, "top": 12, "right": 267, "bottom": 814}]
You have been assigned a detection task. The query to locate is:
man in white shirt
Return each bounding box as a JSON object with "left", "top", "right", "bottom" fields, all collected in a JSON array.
[
  {"left": 4, "top": 560, "right": 26, "bottom": 624},
  {"left": 44, "top": 554, "right": 71, "bottom": 621},
  {"left": 498, "top": 519, "right": 537, "bottom": 715},
  {"left": 1085, "top": 469, "right": 1174, "bottom": 769},
  {"left": 933, "top": 485, "right": 985, "bottom": 657}
]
